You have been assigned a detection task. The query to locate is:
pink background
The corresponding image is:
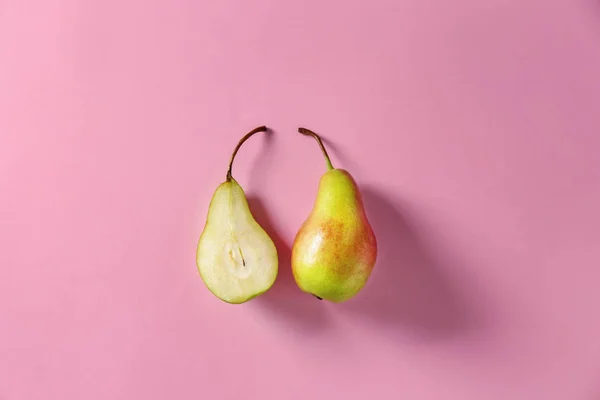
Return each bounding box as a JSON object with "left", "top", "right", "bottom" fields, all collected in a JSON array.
[{"left": 2, "top": 0, "right": 600, "bottom": 398}]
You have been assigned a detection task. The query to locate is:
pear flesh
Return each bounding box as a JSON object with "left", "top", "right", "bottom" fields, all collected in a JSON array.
[
  {"left": 292, "top": 169, "right": 377, "bottom": 302},
  {"left": 196, "top": 178, "right": 278, "bottom": 304}
]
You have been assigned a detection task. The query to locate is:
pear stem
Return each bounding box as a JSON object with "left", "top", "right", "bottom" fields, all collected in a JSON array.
[
  {"left": 226, "top": 125, "right": 268, "bottom": 181},
  {"left": 298, "top": 127, "right": 334, "bottom": 170}
]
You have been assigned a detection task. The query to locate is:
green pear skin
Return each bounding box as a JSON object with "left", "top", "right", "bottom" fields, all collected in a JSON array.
[{"left": 291, "top": 128, "right": 377, "bottom": 302}]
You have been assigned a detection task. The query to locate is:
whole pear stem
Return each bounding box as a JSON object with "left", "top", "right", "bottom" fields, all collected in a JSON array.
[
  {"left": 298, "top": 127, "right": 334, "bottom": 170},
  {"left": 226, "top": 125, "right": 268, "bottom": 181}
]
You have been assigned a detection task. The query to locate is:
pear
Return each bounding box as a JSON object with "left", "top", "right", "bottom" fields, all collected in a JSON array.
[
  {"left": 196, "top": 126, "right": 278, "bottom": 304},
  {"left": 291, "top": 127, "right": 377, "bottom": 302}
]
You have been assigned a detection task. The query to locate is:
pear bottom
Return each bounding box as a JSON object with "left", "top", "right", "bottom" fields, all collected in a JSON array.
[{"left": 292, "top": 263, "right": 370, "bottom": 302}]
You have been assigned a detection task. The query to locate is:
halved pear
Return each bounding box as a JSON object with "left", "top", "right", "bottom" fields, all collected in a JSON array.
[{"left": 196, "top": 126, "right": 278, "bottom": 304}]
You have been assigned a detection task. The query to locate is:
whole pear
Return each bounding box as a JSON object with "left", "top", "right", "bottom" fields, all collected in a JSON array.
[
  {"left": 196, "top": 126, "right": 278, "bottom": 304},
  {"left": 291, "top": 128, "right": 377, "bottom": 302}
]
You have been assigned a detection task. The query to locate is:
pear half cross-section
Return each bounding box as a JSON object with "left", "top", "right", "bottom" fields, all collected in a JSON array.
[{"left": 196, "top": 178, "right": 278, "bottom": 304}]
